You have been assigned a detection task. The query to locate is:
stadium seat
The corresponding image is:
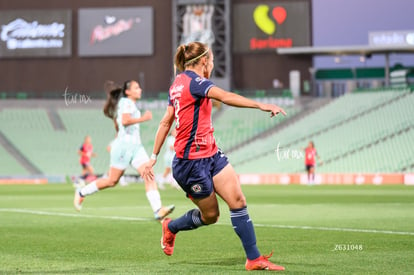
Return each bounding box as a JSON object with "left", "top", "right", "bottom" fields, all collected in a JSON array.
[{"left": 230, "top": 89, "right": 414, "bottom": 173}]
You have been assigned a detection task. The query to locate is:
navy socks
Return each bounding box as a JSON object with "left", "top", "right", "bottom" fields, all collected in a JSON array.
[
  {"left": 230, "top": 206, "right": 261, "bottom": 260},
  {"left": 168, "top": 206, "right": 261, "bottom": 260},
  {"left": 168, "top": 209, "right": 205, "bottom": 234}
]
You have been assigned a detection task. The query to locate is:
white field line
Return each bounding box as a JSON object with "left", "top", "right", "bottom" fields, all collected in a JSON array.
[
  {"left": 252, "top": 223, "right": 414, "bottom": 236},
  {"left": 0, "top": 208, "right": 151, "bottom": 222},
  {"left": 1, "top": 208, "right": 414, "bottom": 236}
]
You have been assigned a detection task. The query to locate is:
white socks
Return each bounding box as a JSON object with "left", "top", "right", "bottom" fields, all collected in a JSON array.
[
  {"left": 79, "top": 182, "right": 162, "bottom": 214},
  {"left": 146, "top": 190, "right": 162, "bottom": 213},
  {"left": 80, "top": 181, "right": 99, "bottom": 197}
]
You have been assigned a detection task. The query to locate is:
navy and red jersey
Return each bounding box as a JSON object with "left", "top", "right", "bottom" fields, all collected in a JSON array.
[
  {"left": 168, "top": 70, "right": 217, "bottom": 159},
  {"left": 79, "top": 143, "right": 93, "bottom": 164},
  {"left": 305, "top": 147, "right": 317, "bottom": 166}
]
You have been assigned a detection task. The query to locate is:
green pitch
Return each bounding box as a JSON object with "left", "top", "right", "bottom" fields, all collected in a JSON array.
[{"left": 0, "top": 183, "right": 413, "bottom": 274}]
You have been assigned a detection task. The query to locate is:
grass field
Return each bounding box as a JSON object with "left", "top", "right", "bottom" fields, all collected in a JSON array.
[{"left": 1, "top": 183, "right": 413, "bottom": 274}]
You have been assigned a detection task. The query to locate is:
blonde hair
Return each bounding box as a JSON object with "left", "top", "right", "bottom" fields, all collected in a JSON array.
[{"left": 174, "top": 42, "right": 209, "bottom": 75}]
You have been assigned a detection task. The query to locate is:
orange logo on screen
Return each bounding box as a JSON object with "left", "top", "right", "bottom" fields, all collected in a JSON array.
[{"left": 253, "top": 5, "right": 287, "bottom": 35}]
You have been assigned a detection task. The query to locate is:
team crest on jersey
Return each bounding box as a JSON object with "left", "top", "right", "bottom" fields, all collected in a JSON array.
[
  {"left": 191, "top": 184, "right": 202, "bottom": 193},
  {"left": 195, "top": 76, "right": 207, "bottom": 85}
]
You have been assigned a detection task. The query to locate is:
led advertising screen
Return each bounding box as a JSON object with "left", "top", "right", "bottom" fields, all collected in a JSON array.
[
  {"left": 0, "top": 9, "right": 72, "bottom": 57},
  {"left": 233, "top": 1, "right": 311, "bottom": 53},
  {"left": 78, "top": 7, "right": 153, "bottom": 57}
]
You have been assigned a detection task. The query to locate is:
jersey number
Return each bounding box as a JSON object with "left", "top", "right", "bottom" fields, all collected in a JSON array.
[{"left": 174, "top": 98, "right": 180, "bottom": 129}]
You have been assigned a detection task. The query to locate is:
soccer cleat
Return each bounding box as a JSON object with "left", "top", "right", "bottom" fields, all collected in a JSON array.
[
  {"left": 245, "top": 252, "right": 285, "bottom": 271},
  {"left": 160, "top": 218, "right": 176, "bottom": 256},
  {"left": 73, "top": 189, "right": 84, "bottom": 212},
  {"left": 155, "top": 205, "right": 175, "bottom": 221}
]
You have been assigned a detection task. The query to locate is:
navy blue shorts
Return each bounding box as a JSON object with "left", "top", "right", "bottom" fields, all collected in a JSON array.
[
  {"left": 172, "top": 150, "right": 229, "bottom": 199},
  {"left": 306, "top": 164, "right": 314, "bottom": 172}
]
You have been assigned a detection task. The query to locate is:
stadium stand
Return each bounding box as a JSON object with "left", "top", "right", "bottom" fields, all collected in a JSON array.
[
  {"left": 0, "top": 90, "right": 412, "bottom": 178},
  {"left": 57, "top": 108, "right": 116, "bottom": 174},
  {"left": 213, "top": 97, "right": 299, "bottom": 151},
  {"left": 0, "top": 101, "right": 174, "bottom": 177},
  {"left": 318, "top": 91, "right": 414, "bottom": 173},
  {"left": 230, "top": 89, "right": 413, "bottom": 174},
  {"left": 0, "top": 108, "right": 110, "bottom": 176},
  {"left": 0, "top": 139, "right": 29, "bottom": 175}
]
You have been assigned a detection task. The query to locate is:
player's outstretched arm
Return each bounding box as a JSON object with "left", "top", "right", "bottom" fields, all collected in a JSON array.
[
  {"left": 143, "top": 106, "right": 175, "bottom": 180},
  {"left": 121, "top": 111, "right": 152, "bottom": 126},
  {"left": 207, "top": 86, "right": 286, "bottom": 117}
]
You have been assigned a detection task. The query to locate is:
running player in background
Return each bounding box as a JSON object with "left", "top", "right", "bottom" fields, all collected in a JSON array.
[
  {"left": 78, "top": 135, "right": 96, "bottom": 184},
  {"left": 106, "top": 139, "right": 127, "bottom": 186},
  {"left": 304, "top": 141, "right": 322, "bottom": 185},
  {"left": 143, "top": 41, "right": 285, "bottom": 271},
  {"left": 73, "top": 80, "right": 174, "bottom": 220}
]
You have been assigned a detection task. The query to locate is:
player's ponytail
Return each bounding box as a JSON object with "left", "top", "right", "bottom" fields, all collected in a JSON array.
[
  {"left": 103, "top": 81, "right": 122, "bottom": 119},
  {"left": 174, "top": 44, "right": 187, "bottom": 74},
  {"left": 174, "top": 42, "right": 209, "bottom": 75}
]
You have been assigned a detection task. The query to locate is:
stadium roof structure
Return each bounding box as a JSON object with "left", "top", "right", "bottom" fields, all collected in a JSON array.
[{"left": 277, "top": 45, "right": 414, "bottom": 85}]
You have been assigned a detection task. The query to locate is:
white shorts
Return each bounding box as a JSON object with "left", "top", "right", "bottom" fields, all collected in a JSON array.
[
  {"left": 110, "top": 139, "right": 149, "bottom": 171},
  {"left": 163, "top": 151, "right": 175, "bottom": 168}
]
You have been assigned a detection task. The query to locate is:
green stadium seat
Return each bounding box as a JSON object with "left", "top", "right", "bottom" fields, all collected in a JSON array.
[
  {"left": 1, "top": 92, "right": 413, "bottom": 177},
  {"left": 230, "top": 89, "right": 414, "bottom": 173}
]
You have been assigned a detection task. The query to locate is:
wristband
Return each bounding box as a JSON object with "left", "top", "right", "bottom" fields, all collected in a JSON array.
[{"left": 150, "top": 153, "right": 158, "bottom": 160}]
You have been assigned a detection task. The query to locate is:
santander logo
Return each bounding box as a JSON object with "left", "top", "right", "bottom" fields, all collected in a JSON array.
[
  {"left": 253, "top": 5, "right": 287, "bottom": 35},
  {"left": 250, "top": 5, "right": 291, "bottom": 50}
]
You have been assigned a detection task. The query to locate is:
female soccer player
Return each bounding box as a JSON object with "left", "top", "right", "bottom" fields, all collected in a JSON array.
[
  {"left": 304, "top": 141, "right": 322, "bottom": 185},
  {"left": 73, "top": 80, "right": 174, "bottom": 220},
  {"left": 78, "top": 135, "right": 96, "bottom": 183},
  {"left": 143, "top": 42, "right": 286, "bottom": 271}
]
